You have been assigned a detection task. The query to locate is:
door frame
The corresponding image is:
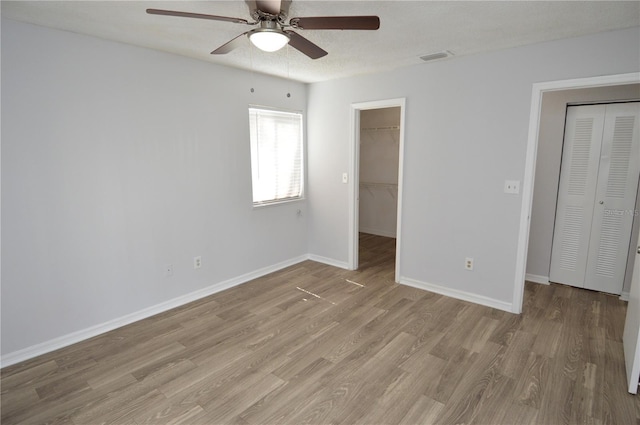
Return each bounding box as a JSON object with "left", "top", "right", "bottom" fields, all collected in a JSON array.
[
  {"left": 623, "top": 228, "right": 640, "bottom": 394},
  {"left": 348, "top": 98, "right": 406, "bottom": 282},
  {"left": 514, "top": 72, "right": 640, "bottom": 313}
]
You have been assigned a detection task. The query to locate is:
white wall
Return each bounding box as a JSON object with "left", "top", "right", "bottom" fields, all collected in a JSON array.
[
  {"left": 359, "top": 107, "right": 400, "bottom": 238},
  {"left": 526, "top": 85, "right": 640, "bottom": 292},
  {"left": 3, "top": 19, "right": 639, "bottom": 361},
  {"left": 1, "top": 19, "right": 308, "bottom": 358},
  {"left": 307, "top": 27, "right": 640, "bottom": 310}
]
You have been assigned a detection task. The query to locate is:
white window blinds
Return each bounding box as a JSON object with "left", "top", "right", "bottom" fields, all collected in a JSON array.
[{"left": 249, "top": 107, "right": 304, "bottom": 206}]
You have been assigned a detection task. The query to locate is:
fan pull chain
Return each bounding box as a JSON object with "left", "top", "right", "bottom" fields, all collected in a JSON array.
[
  {"left": 286, "top": 43, "right": 291, "bottom": 98},
  {"left": 249, "top": 37, "right": 255, "bottom": 93}
]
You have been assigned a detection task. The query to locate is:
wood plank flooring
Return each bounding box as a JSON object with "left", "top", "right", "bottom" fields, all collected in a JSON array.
[{"left": 2, "top": 233, "right": 639, "bottom": 424}]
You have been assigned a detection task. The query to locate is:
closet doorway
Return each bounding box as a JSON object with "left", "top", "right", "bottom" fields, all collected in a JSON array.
[
  {"left": 358, "top": 107, "right": 400, "bottom": 272},
  {"left": 550, "top": 102, "right": 640, "bottom": 294},
  {"left": 348, "top": 98, "right": 406, "bottom": 281}
]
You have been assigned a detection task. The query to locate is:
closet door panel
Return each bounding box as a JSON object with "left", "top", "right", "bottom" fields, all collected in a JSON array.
[
  {"left": 549, "top": 105, "right": 606, "bottom": 287},
  {"left": 585, "top": 103, "right": 640, "bottom": 293}
]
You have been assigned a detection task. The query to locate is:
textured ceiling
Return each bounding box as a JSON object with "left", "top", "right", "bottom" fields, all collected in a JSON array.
[{"left": 2, "top": 1, "right": 639, "bottom": 83}]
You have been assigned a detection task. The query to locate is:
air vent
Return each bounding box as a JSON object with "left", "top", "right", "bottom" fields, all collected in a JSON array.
[{"left": 420, "top": 50, "right": 454, "bottom": 62}]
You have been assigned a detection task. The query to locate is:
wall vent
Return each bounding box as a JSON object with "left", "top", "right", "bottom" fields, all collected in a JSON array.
[{"left": 420, "top": 50, "right": 454, "bottom": 62}]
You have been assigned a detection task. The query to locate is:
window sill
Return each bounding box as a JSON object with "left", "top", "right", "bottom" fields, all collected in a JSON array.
[{"left": 252, "top": 197, "right": 305, "bottom": 209}]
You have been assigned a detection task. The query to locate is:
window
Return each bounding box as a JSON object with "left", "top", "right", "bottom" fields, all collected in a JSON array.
[{"left": 249, "top": 107, "right": 304, "bottom": 206}]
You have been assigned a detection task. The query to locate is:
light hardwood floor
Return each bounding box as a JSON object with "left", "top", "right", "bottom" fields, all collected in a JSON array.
[{"left": 2, "top": 233, "right": 639, "bottom": 424}]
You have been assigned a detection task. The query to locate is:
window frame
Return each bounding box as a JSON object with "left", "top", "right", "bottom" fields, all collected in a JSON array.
[{"left": 248, "top": 105, "right": 305, "bottom": 208}]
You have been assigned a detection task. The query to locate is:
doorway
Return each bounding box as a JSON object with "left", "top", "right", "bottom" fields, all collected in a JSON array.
[
  {"left": 358, "top": 107, "right": 401, "bottom": 272},
  {"left": 348, "top": 98, "right": 406, "bottom": 281},
  {"left": 515, "top": 72, "right": 640, "bottom": 314}
]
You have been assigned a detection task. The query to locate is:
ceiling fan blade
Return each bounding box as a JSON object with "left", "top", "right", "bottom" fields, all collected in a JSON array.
[
  {"left": 255, "top": 0, "right": 282, "bottom": 16},
  {"left": 290, "top": 16, "right": 380, "bottom": 30},
  {"left": 211, "top": 32, "right": 249, "bottom": 54},
  {"left": 284, "top": 31, "right": 327, "bottom": 59},
  {"left": 146, "top": 9, "right": 250, "bottom": 25}
]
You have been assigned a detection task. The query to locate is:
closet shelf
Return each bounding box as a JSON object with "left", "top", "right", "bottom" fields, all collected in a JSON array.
[
  {"left": 360, "top": 182, "right": 397, "bottom": 199},
  {"left": 360, "top": 182, "right": 398, "bottom": 188},
  {"left": 360, "top": 127, "right": 400, "bottom": 144},
  {"left": 360, "top": 126, "right": 400, "bottom": 131}
]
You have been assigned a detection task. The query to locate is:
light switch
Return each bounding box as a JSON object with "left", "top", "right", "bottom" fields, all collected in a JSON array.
[
  {"left": 504, "top": 180, "right": 520, "bottom": 194},
  {"left": 342, "top": 173, "right": 348, "bottom": 184}
]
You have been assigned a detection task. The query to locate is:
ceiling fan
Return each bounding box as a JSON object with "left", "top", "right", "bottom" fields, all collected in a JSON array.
[{"left": 146, "top": 0, "right": 380, "bottom": 59}]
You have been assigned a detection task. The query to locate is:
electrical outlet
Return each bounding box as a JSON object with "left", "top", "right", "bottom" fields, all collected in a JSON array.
[
  {"left": 504, "top": 180, "right": 520, "bottom": 194},
  {"left": 465, "top": 257, "right": 474, "bottom": 271},
  {"left": 165, "top": 264, "right": 174, "bottom": 277},
  {"left": 194, "top": 256, "right": 202, "bottom": 269}
]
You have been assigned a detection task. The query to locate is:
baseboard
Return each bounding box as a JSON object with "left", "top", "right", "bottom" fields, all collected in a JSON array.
[
  {"left": 620, "top": 291, "right": 630, "bottom": 301},
  {"left": 1, "top": 255, "right": 309, "bottom": 368},
  {"left": 399, "top": 276, "right": 513, "bottom": 313},
  {"left": 307, "top": 254, "right": 350, "bottom": 270},
  {"left": 525, "top": 274, "right": 550, "bottom": 285},
  {"left": 359, "top": 227, "right": 397, "bottom": 238}
]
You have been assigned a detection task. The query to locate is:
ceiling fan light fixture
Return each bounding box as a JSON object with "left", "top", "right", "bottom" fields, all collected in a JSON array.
[
  {"left": 147, "top": 5, "right": 380, "bottom": 59},
  {"left": 249, "top": 29, "right": 290, "bottom": 52}
]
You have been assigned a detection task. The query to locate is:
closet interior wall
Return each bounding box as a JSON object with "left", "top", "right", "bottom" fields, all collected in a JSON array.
[{"left": 359, "top": 107, "right": 401, "bottom": 238}]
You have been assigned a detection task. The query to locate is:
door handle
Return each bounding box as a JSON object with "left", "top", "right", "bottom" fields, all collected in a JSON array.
[
  {"left": 637, "top": 246, "right": 640, "bottom": 254},
  {"left": 599, "top": 201, "right": 604, "bottom": 205}
]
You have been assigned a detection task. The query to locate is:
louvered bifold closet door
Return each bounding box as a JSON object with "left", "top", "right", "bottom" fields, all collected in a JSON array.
[
  {"left": 549, "top": 105, "right": 606, "bottom": 288},
  {"left": 584, "top": 103, "right": 640, "bottom": 294}
]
